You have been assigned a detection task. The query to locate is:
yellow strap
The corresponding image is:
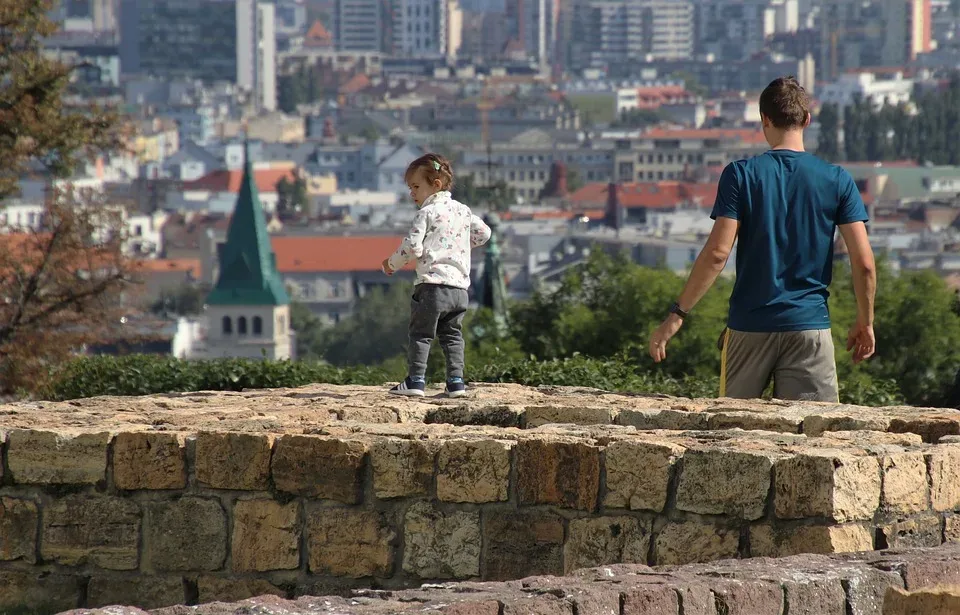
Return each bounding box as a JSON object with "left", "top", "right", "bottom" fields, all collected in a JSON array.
[{"left": 719, "top": 328, "right": 731, "bottom": 397}]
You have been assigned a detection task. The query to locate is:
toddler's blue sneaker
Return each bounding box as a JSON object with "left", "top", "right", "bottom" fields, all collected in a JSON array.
[
  {"left": 389, "top": 377, "right": 425, "bottom": 397},
  {"left": 446, "top": 377, "right": 466, "bottom": 398}
]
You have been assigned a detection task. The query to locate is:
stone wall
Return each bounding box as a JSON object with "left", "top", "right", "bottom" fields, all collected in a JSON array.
[{"left": 2, "top": 384, "right": 960, "bottom": 613}]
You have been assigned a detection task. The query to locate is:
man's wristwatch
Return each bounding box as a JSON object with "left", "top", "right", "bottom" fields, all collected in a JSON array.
[{"left": 669, "top": 302, "right": 689, "bottom": 319}]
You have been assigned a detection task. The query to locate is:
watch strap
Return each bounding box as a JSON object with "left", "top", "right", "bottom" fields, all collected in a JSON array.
[{"left": 670, "top": 302, "right": 689, "bottom": 319}]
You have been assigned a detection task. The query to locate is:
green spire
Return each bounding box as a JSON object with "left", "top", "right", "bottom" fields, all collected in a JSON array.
[
  {"left": 206, "top": 141, "right": 290, "bottom": 306},
  {"left": 476, "top": 213, "right": 508, "bottom": 336}
]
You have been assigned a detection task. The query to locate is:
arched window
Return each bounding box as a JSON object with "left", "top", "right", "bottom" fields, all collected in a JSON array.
[
  {"left": 238, "top": 316, "right": 248, "bottom": 335},
  {"left": 252, "top": 316, "right": 263, "bottom": 335},
  {"left": 222, "top": 316, "right": 232, "bottom": 335}
]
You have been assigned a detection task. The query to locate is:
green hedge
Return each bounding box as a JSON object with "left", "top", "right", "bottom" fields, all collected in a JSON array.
[{"left": 42, "top": 354, "right": 905, "bottom": 407}]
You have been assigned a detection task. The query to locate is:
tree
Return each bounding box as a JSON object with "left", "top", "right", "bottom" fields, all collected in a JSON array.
[
  {"left": 816, "top": 103, "right": 841, "bottom": 161},
  {"left": 843, "top": 95, "right": 869, "bottom": 162},
  {"left": 0, "top": 1, "right": 127, "bottom": 393},
  {"left": 150, "top": 284, "right": 206, "bottom": 316},
  {"left": 275, "top": 174, "right": 309, "bottom": 219},
  {"left": 289, "top": 301, "right": 326, "bottom": 361}
]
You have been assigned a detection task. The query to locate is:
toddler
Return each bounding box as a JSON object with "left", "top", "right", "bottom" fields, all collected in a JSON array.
[{"left": 382, "top": 153, "right": 491, "bottom": 397}]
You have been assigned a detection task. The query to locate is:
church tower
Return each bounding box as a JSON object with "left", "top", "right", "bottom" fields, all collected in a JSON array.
[{"left": 204, "top": 143, "right": 292, "bottom": 360}]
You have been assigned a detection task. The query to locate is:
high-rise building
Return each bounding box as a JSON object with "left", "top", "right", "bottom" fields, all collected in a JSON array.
[
  {"left": 505, "top": 0, "right": 560, "bottom": 67},
  {"left": 333, "top": 0, "right": 386, "bottom": 51},
  {"left": 881, "top": 0, "right": 932, "bottom": 65},
  {"left": 390, "top": 0, "right": 450, "bottom": 57},
  {"left": 119, "top": 0, "right": 276, "bottom": 111},
  {"left": 92, "top": 0, "right": 116, "bottom": 31},
  {"left": 696, "top": 0, "right": 799, "bottom": 62}
]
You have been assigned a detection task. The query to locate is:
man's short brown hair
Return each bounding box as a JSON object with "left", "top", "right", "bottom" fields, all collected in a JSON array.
[{"left": 759, "top": 76, "right": 810, "bottom": 130}]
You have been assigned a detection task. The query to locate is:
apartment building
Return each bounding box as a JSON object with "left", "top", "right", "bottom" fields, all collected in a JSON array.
[
  {"left": 696, "top": 0, "right": 799, "bottom": 62},
  {"left": 611, "top": 129, "right": 769, "bottom": 183}
]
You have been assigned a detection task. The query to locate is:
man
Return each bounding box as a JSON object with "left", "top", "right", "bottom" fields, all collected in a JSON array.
[{"left": 648, "top": 76, "right": 877, "bottom": 402}]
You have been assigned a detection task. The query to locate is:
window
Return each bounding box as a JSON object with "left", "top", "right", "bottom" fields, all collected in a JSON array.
[
  {"left": 253, "top": 316, "right": 263, "bottom": 335},
  {"left": 222, "top": 316, "right": 232, "bottom": 335},
  {"left": 238, "top": 316, "right": 248, "bottom": 335}
]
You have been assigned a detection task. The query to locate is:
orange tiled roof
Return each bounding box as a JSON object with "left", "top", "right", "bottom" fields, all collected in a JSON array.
[
  {"left": 568, "top": 181, "right": 718, "bottom": 210},
  {"left": 340, "top": 73, "right": 371, "bottom": 95},
  {"left": 304, "top": 20, "right": 333, "bottom": 48},
  {"left": 642, "top": 128, "right": 768, "bottom": 145},
  {"left": 271, "top": 236, "right": 414, "bottom": 273},
  {"left": 182, "top": 169, "right": 297, "bottom": 194},
  {"left": 135, "top": 258, "right": 201, "bottom": 278}
]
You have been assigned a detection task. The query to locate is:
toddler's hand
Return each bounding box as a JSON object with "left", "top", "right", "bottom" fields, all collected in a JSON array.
[{"left": 382, "top": 258, "right": 394, "bottom": 275}]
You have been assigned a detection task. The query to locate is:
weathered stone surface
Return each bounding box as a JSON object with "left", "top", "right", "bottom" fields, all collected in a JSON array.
[
  {"left": 113, "top": 432, "right": 186, "bottom": 490},
  {"left": 371, "top": 438, "right": 437, "bottom": 499},
  {"left": 620, "top": 584, "right": 680, "bottom": 615},
  {"left": 195, "top": 432, "right": 273, "bottom": 490},
  {"left": 232, "top": 498, "right": 300, "bottom": 572},
  {"left": 482, "top": 510, "right": 564, "bottom": 580},
  {"left": 774, "top": 452, "right": 881, "bottom": 522},
  {"left": 710, "top": 580, "right": 783, "bottom": 615},
  {"left": 425, "top": 404, "right": 524, "bottom": 427},
  {"left": 880, "top": 452, "right": 929, "bottom": 515},
  {"left": 750, "top": 523, "right": 872, "bottom": 557},
  {"left": 144, "top": 497, "right": 227, "bottom": 571},
  {"left": 946, "top": 514, "right": 960, "bottom": 543},
  {"left": 6, "top": 429, "right": 108, "bottom": 484},
  {"left": 339, "top": 406, "right": 397, "bottom": 423},
  {"left": 0, "top": 570, "right": 80, "bottom": 614},
  {"left": 308, "top": 508, "right": 395, "bottom": 577},
  {"left": 878, "top": 514, "right": 943, "bottom": 550},
  {"left": 885, "top": 586, "right": 960, "bottom": 615},
  {"left": 87, "top": 576, "right": 184, "bottom": 609},
  {"left": 524, "top": 405, "right": 616, "bottom": 428},
  {"left": 653, "top": 520, "right": 739, "bottom": 566},
  {"left": 926, "top": 445, "right": 960, "bottom": 511},
  {"left": 803, "top": 414, "right": 891, "bottom": 437},
  {"left": 618, "top": 408, "right": 710, "bottom": 430},
  {"left": 890, "top": 416, "right": 960, "bottom": 443},
  {"left": 603, "top": 440, "right": 682, "bottom": 512},
  {"left": 898, "top": 557, "right": 960, "bottom": 590},
  {"left": 564, "top": 516, "right": 651, "bottom": 573},
  {"left": 403, "top": 501, "right": 481, "bottom": 579},
  {"left": 781, "top": 578, "right": 847, "bottom": 615},
  {"left": 42, "top": 494, "right": 140, "bottom": 570},
  {"left": 675, "top": 448, "right": 775, "bottom": 520},
  {"left": 196, "top": 576, "right": 287, "bottom": 602},
  {"left": 844, "top": 566, "right": 904, "bottom": 615},
  {"left": 437, "top": 439, "right": 512, "bottom": 503},
  {"left": 272, "top": 436, "right": 368, "bottom": 503},
  {"left": 517, "top": 438, "right": 600, "bottom": 511},
  {"left": 0, "top": 496, "right": 37, "bottom": 562}
]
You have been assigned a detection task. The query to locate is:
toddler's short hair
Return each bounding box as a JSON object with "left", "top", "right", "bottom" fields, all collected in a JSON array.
[{"left": 405, "top": 153, "right": 454, "bottom": 190}]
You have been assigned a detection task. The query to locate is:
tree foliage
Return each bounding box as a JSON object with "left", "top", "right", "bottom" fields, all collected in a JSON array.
[
  {"left": 452, "top": 173, "right": 516, "bottom": 211},
  {"left": 275, "top": 174, "right": 309, "bottom": 219}
]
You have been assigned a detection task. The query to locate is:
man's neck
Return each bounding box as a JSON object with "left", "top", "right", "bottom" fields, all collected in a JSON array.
[{"left": 768, "top": 129, "right": 805, "bottom": 152}]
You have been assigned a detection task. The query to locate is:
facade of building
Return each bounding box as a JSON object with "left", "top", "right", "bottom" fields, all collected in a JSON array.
[
  {"left": 818, "top": 71, "right": 916, "bottom": 109},
  {"left": 203, "top": 146, "right": 293, "bottom": 361},
  {"left": 696, "top": 0, "right": 799, "bottom": 62},
  {"left": 333, "top": 0, "right": 387, "bottom": 51}
]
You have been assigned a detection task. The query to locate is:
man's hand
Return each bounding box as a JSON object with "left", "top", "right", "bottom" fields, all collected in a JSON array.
[
  {"left": 381, "top": 258, "right": 394, "bottom": 275},
  {"left": 846, "top": 318, "right": 875, "bottom": 364},
  {"left": 649, "top": 314, "right": 684, "bottom": 362}
]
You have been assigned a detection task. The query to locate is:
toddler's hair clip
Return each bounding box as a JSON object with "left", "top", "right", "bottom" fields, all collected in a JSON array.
[{"left": 432, "top": 160, "right": 441, "bottom": 171}]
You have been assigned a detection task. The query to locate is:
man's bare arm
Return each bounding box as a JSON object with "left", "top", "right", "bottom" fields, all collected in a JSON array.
[
  {"left": 838, "top": 221, "right": 876, "bottom": 326},
  {"left": 676, "top": 217, "right": 739, "bottom": 311}
]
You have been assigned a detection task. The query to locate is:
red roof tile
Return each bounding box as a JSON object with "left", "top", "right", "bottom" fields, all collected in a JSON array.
[
  {"left": 568, "top": 181, "right": 718, "bottom": 210},
  {"left": 340, "top": 73, "right": 371, "bottom": 95},
  {"left": 135, "top": 258, "right": 201, "bottom": 278},
  {"left": 305, "top": 20, "right": 333, "bottom": 48},
  {"left": 642, "top": 128, "right": 768, "bottom": 145},
  {"left": 182, "top": 169, "right": 297, "bottom": 194},
  {"left": 271, "top": 236, "right": 415, "bottom": 273}
]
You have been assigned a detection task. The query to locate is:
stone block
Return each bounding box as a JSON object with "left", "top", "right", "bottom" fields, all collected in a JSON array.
[
  {"left": 926, "top": 446, "right": 960, "bottom": 511},
  {"left": 232, "top": 498, "right": 300, "bottom": 572},
  {"left": 524, "top": 405, "right": 615, "bottom": 428},
  {"left": 0, "top": 496, "right": 38, "bottom": 562},
  {"left": 425, "top": 404, "right": 523, "bottom": 427},
  {"left": 482, "top": 510, "right": 564, "bottom": 580},
  {"left": 437, "top": 439, "right": 512, "bottom": 503},
  {"left": 371, "top": 438, "right": 437, "bottom": 499},
  {"left": 402, "top": 501, "right": 481, "bottom": 579},
  {"left": 0, "top": 570, "right": 80, "bottom": 614},
  {"left": 890, "top": 416, "right": 960, "bottom": 443},
  {"left": 900, "top": 559, "right": 960, "bottom": 590},
  {"left": 87, "top": 576, "right": 184, "bottom": 609},
  {"left": 517, "top": 438, "right": 600, "bottom": 511},
  {"left": 618, "top": 408, "right": 710, "bottom": 430},
  {"left": 711, "top": 580, "right": 783, "bottom": 615},
  {"left": 272, "top": 435, "right": 367, "bottom": 503},
  {"left": 6, "top": 429, "right": 108, "bottom": 484},
  {"left": 782, "top": 579, "right": 847, "bottom": 615},
  {"left": 676, "top": 448, "right": 775, "bottom": 520},
  {"left": 113, "top": 432, "right": 186, "bottom": 490},
  {"left": 881, "top": 452, "right": 929, "bottom": 515},
  {"left": 620, "top": 585, "right": 680, "bottom": 615},
  {"left": 803, "top": 414, "right": 890, "bottom": 437},
  {"left": 774, "top": 452, "right": 881, "bottom": 522},
  {"left": 563, "top": 516, "right": 651, "bottom": 573},
  {"left": 653, "top": 519, "right": 739, "bottom": 566},
  {"left": 195, "top": 432, "right": 272, "bottom": 490},
  {"left": 603, "top": 440, "right": 682, "bottom": 512},
  {"left": 750, "top": 523, "right": 872, "bottom": 557},
  {"left": 878, "top": 514, "right": 943, "bottom": 550},
  {"left": 946, "top": 515, "right": 960, "bottom": 543},
  {"left": 197, "top": 576, "right": 286, "bottom": 602},
  {"left": 307, "top": 508, "right": 395, "bottom": 578},
  {"left": 41, "top": 494, "right": 140, "bottom": 570},
  {"left": 707, "top": 412, "right": 802, "bottom": 433},
  {"left": 845, "top": 567, "right": 904, "bottom": 615},
  {"left": 144, "top": 497, "right": 227, "bottom": 571},
  {"left": 885, "top": 586, "right": 960, "bottom": 615}
]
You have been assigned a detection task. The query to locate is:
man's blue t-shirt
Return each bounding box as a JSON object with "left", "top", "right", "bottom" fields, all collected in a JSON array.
[{"left": 710, "top": 150, "right": 869, "bottom": 332}]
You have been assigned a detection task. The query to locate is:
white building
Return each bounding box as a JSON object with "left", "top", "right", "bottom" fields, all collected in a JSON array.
[
  {"left": 237, "top": 0, "right": 277, "bottom": 111},
  {"left": 817, "top": 71, "right": 916, "bottom": 109}
]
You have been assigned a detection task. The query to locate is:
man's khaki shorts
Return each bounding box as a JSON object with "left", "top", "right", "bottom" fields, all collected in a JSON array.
[{"left": 718, "top": 328, "right": 839, "bottom": 402}]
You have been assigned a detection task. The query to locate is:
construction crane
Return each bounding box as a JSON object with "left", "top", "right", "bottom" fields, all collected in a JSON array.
[
  {"left": 828, "top": 25, "right": 883, "bottom": 81},
  {"left": 476, "top": 74, "right": 543, "bottom": 186}
]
